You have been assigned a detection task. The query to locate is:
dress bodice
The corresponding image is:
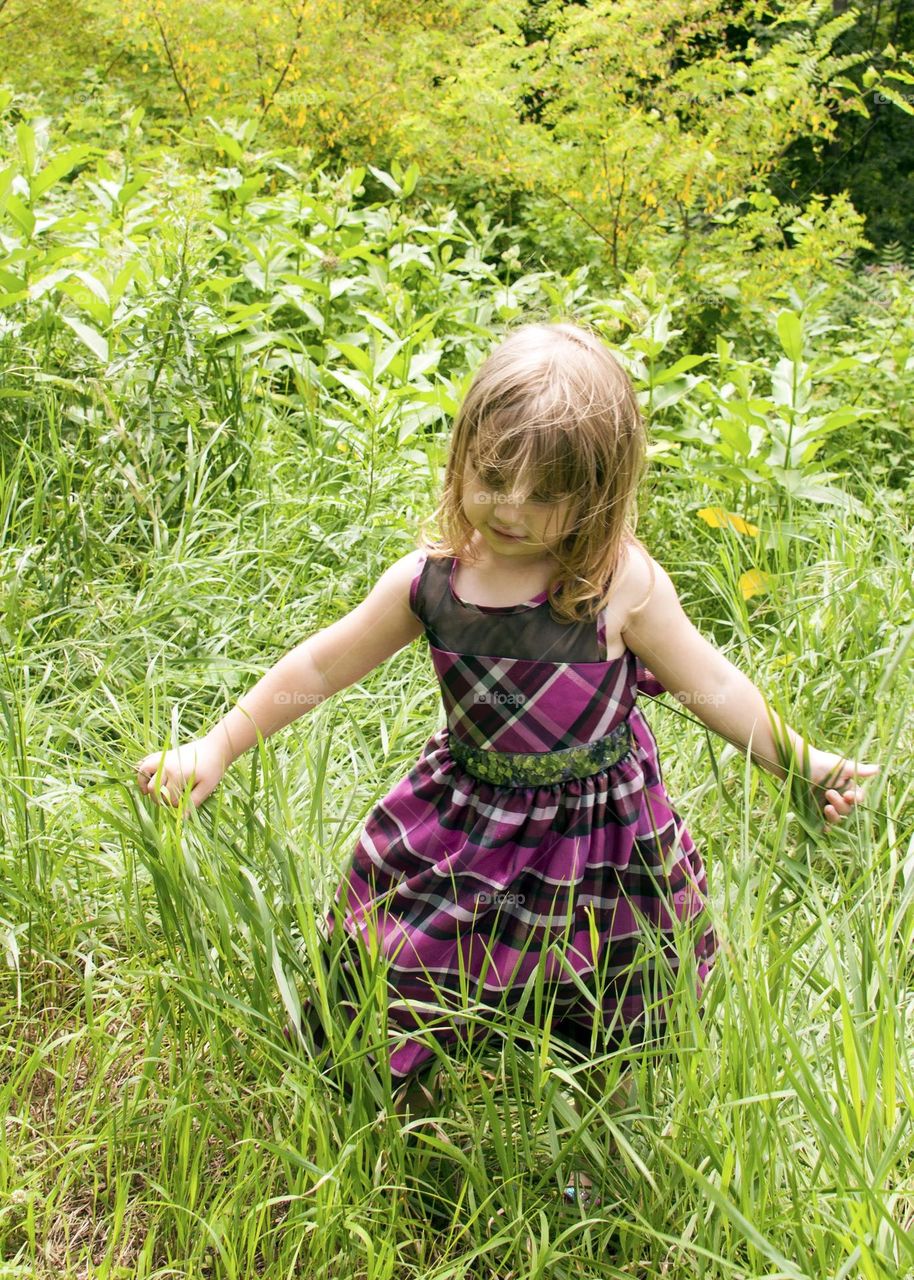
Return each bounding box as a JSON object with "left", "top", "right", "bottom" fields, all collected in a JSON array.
[{"left": 409, "top": 550, "right": 642, "bottom": 754}]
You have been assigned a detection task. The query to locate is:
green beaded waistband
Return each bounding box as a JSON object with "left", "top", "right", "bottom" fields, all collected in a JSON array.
[{"left": 448, "top": 719, "right": 632, "bottom": 787}]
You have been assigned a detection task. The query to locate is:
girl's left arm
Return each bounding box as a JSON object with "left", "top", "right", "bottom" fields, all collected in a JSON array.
[{"left": 620, "top": 554, "right": 880, "bottom": 826}]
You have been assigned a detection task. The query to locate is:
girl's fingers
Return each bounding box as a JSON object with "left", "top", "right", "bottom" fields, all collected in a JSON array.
[
  {"left": 137, "top": 759, "right": 164, "bottom": 794},
  {"left": 825, "top": 789, "right": 849, "bottom": 817},
  {"left": 822, "top": 786, "right": 866, "bottom": 824},
  {"left": 143, "top": 775, "right": 173, "bottom": 805},
  {"left": 824, "top": 798, "right": 848, "bottom": 823}
]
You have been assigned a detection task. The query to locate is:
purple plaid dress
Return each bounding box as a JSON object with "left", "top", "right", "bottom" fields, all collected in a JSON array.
[{"left": 328, "top": 549, "right": 718, "bottom": 1080}]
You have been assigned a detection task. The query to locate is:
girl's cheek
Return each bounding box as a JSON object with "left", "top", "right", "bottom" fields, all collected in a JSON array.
[{"left": 547, "top": 505, "right": 572, "bottom": 538}]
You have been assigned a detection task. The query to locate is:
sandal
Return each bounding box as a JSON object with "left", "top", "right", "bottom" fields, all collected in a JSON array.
[{"left": 563, "top": 1173, "right": 601, "bottom": 1210}]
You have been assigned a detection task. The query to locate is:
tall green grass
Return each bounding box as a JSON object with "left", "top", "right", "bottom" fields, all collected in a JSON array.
[{"left": 1, "top": 396, "right": 911, "bottom": 1276}]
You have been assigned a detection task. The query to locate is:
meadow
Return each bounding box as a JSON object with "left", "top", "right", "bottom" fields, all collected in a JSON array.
[{"left": 1, "top": 10, "right": 914, "bottom": 1275}]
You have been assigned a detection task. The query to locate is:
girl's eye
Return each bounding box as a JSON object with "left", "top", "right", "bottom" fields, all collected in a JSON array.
[
  {"left": 467, "top": 454, "right": 555, "bottom": 504},
  {"left": 478, "top": 468, "right": 508, "bottom": 491}
]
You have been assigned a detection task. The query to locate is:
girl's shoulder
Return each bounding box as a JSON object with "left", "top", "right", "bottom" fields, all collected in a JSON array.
[
  {"left": 601, "top": 540, "right": 659, "bottom": 631},
  {"left": 360, "top": 548, "right": 428, "bottom": 619}
]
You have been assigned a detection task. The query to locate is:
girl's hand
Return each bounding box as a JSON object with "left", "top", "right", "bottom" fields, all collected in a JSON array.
[
  {"left": 135, "top": 736, "right": 226, "bottom": 809},
  {"left": 805, "top": 748, "right": 880, "bottom": 826}
]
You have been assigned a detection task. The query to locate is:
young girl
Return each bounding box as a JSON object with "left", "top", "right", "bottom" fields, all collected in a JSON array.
[{"left": 136, "top": 321, "right": 878, "bottom": 1201}]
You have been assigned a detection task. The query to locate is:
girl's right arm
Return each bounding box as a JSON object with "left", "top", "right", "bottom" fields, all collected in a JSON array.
[
  {"left": 135, "top": 549, "right": 425, "bottom": 807},
  {"left": 616, "top": 545, "right": 879, "bottom": 824}
]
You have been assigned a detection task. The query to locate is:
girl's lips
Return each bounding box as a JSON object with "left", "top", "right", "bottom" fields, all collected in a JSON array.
[{"left": 490, "top": 525, "right": 525, "bottom": 540}]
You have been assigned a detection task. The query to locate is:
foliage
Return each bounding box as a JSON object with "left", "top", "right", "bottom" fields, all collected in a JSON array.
[
  {"left": 777, "top": 0, "right": 914, "bottom": 254},
  {"left": 1, "top": 95, "right": 911, "bottom": 553},
  {"left": 1, "top": 0, "right": 912, "bottom": 282},
  {"left": 0, "top": 0, "right": 465, "bottom": 150}
]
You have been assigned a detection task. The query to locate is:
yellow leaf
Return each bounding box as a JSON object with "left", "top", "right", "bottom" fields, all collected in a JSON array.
[
  {"left": 739, "top": 569, "right": 771, "bottom": 600},
  {"left": 697, "top": 507, "right": 759, "bottom": 535}
]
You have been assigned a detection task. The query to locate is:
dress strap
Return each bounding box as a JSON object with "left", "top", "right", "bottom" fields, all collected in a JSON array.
[{"left": 408, "top": 548, "right": 429, "bottom": 619}]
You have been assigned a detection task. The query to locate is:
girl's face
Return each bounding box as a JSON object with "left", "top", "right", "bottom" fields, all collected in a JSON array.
[{"left": 461, "top": 450, "right": 576, "bottom": 560}]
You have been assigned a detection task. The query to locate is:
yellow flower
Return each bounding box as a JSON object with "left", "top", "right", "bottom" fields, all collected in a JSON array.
[
  {"left": 697, "top": 507, "right": 759, "bottom": 536},
  {"left": 739, "top": 569, "right": 772, "bottom": 600}
]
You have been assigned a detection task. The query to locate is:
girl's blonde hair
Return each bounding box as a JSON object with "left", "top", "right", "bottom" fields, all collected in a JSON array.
[{"left": 418, "top": 320, "right": 648, "bottom": 624}]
